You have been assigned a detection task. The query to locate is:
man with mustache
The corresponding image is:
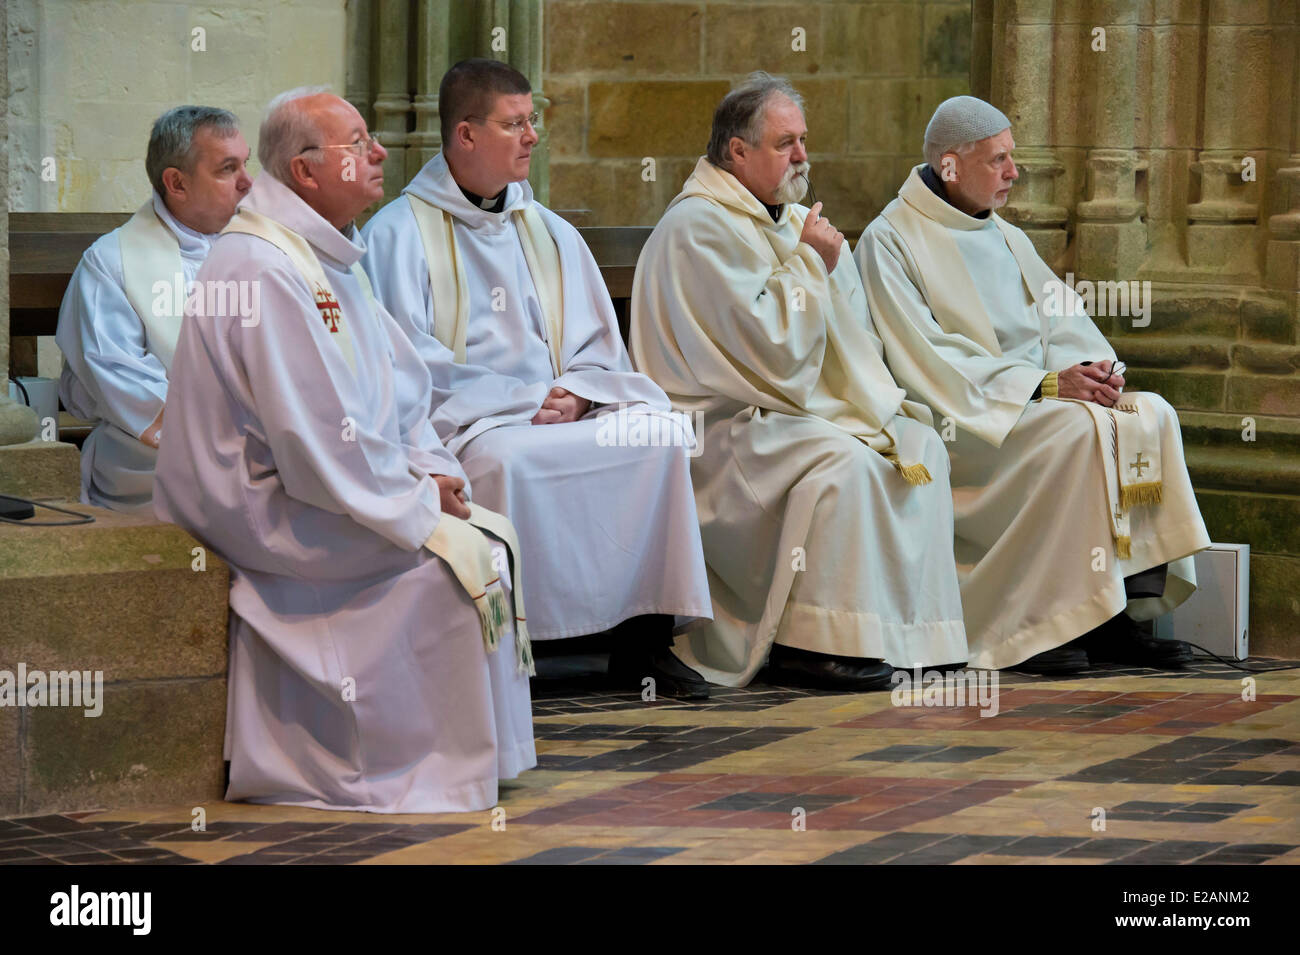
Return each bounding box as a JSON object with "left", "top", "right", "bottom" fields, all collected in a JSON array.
[
  {"left": 629, "top": 72, "right": 968, "bottom": 689},
  {"left": 362, "top": 59, "right": 713, "bottom": 698},
  {"left": 154, "top": 87, "right": 536, "bottom": 812}
]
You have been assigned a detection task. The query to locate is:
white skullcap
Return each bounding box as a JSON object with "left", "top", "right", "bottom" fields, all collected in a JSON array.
[{"left": 923, "top": 95, "right": 1011, "bottom": 169}]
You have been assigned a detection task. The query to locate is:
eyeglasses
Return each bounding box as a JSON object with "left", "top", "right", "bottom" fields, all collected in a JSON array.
[
  {"left": 300, "top": 133, "right": 385, "bottom": 158},
  {"left": 465, "top": 112, "right": 540, "bottom": 136},
  {"left": 1101, "top": 361, "right": 1127, "bottom": 384}
]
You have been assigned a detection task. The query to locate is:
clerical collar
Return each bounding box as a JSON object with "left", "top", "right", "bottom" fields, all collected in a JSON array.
[
  {"left": 761, "top": 200, "right": 782, "bottom": 223},
  {"left": 457, "top": 182, "right": 508, "bottom": 213},
  {"left": 921, "top": 164, "right": 991, "bottom": 220}
]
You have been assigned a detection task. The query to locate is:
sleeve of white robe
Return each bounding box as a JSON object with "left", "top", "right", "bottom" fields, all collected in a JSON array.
[
  {"left": 1042, "top": 288, "right": 1118, "bottom": 371},
  {"left": 541, "top": 211, "right": 672, "bottom": 412},
  {"left": 649, "top": 199, "right": 837, "bottom": 410},
  {"left": 855, "top": 225, "right": 1046, "bottom": 447},
  {"left": 54, "top": 243, "right": 168, "bottom": 438},
  {"left": 233, "top": 257, "right": 444, "bottom": 552}
]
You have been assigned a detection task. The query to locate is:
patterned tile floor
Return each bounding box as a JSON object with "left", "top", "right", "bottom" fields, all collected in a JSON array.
[{"left": 3, "top": 654, "right": 1298, "bottom": 865}]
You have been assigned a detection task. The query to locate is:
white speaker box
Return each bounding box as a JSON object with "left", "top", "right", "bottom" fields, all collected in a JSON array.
[{"left": 1154, "top": 544, "right": 1250, "bottom": 660}]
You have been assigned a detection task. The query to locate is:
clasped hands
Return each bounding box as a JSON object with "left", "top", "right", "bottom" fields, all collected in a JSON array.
[
  {"left": 530, "top": 386, "right": 590, "bottom": 426},
  {"left": 1057, "top": 360, "right": 1126, "bottom": 406}
]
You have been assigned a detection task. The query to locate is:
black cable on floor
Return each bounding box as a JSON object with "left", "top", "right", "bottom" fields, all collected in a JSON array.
[
  {"left": 1183, "top": 641, "right": 1300, "bottom": 673},
  {"left": 0, "top": 494, "right": 95, "bottom": 526}
]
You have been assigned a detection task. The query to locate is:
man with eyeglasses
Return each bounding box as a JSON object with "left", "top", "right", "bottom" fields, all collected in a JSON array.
[
  {"left": 154, "top": 87, "right": 536, "bottom": 812},
  {"left": 854, "top": 96, "right": 1210, "bottom": 674},
  {"left": 362, "top": 59, "right": 714, "bottom": 699},
  {"left": 56, "top": 105, "right": 252, "bottom": 513}
]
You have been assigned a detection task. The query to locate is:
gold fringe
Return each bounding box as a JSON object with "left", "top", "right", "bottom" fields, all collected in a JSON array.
[
  {"left": 1120, "top": 481, "right": 1163, "bottom": 509},
  {"left": 897, "top": 462, "right": 932, "bottom": 486},
  {"left": 1039, "top": 371, "right": 1059, "bottom": 399},
  {"left": 1115, "top": 535, "right": 1132, "bottom": 560}
]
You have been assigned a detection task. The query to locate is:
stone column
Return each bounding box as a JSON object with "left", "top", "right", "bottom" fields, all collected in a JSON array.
[
  {"left": 372, "top": 0, "right": 413, "bottom": 206},
  {"left": 1074, "top": 1, "right": 1146, "bottom": 283},
  {"left": 409, "top": 0, "right": 454, "bottom": 177},
  {"left": 988, "top": 0, "right": 1068, "bottom": 266},
  {"left": 1266, "top": 10, "right": 1300, "bottom": 310},
  {"left": 1, "top": 0, "right": 41, "bottom": 446},
  {"left": 343, "top": 0, "right": 374, "bottom": 128},
  {"left": 511, "top": 0, "right": 549, "bottom": 205},
  {"left": 1186, "top": 4, "right": 1273, "bottom": 282}
]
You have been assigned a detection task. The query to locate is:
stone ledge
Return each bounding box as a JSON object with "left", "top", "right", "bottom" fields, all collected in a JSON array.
[{"left": 0, "top": 439, "right": 80, "bottom": 502}]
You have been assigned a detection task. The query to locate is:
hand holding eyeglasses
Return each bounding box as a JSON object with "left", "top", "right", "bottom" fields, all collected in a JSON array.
[{"left": 1057, "top": 359, "right": 1127, "bottom": 406}]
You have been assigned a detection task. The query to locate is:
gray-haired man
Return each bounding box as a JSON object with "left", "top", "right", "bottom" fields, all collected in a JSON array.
[
  {"left": 630, "top": 72, "right": 969, "bottom": 690},
  {"left": 854, "top": 95, "right": 1210, "bottom": 674},
  {"left": 56, "top": 105, "right": 252, "bottom": 512}
]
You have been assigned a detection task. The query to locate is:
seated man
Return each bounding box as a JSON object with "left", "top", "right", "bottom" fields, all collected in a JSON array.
[
  {"left": 56, "top": 105, "right": 252, "bottom": 512},
  {"left": 361, "top": 59, "right": 713, "bottom": 698},
  {"left": 154, "top": 87, "right": 535, "bottom": 812},
  {"left": 629, "top": 72, "right": 969, "bottom": 689},
  {"left": 854, "top": 95, "right": 1210, "bottom": 674}
]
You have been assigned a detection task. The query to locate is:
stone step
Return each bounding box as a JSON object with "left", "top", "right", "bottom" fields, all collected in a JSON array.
[
  {"left": 0, "top": 506, "right": 229, "bottom": 816},
  {"left": 1100, "top": 287, "right": 1293, "bottom": 343}
]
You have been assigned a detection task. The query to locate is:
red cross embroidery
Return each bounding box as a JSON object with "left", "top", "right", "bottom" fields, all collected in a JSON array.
[{"left": 315, "top": 287, "right": 341, "bottom": 333}]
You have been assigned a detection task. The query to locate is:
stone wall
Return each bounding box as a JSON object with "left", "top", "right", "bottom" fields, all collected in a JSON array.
[
  {"left": 7, "top": 0, "right": 347, "bottom": 215},
  {"left": 544, "top": 0, "right": 973, "bottom": 230}
]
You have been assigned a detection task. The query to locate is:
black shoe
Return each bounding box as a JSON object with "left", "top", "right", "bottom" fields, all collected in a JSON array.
[
  {"left": 1012, "top": 643, "right": 1090, "bottom": 675},
  {"left": 1085, "top": 616, "right": 1194, "bottom": 669},
  {"left": 766, "top": 645, "right": 895, "bottom": 691},
  {"left": 608, "top": 646, "right": 711, "bottom": 700}
]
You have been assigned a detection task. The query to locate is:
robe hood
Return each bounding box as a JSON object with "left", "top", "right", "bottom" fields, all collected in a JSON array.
[
  {"left": 898, "top": 163, "right": 1004, "bottom": 234},
  {"left": 403, "top": 152, "right": 534, "bottom": 235},
  {"left": 236, "top": 172, "right": 366, "bottom": 269},
  {"left": 670, "top": 156, "right": 796, "bottom": 227}
]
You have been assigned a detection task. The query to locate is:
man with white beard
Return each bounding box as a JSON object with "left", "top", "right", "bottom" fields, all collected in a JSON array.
[
  {"left": 56, "top": 106, "right": 252, "bottom": 512},
  {"left": 630, "top": 73, "right": 968, "bottom": 689},
  {"left": 154, "top": 88, "right": 535, "bottom": 812},
  {"left": 855, "top": 95, "right": 1210, "bottom": 674},
  {"left": 362, "top": 59, "right": 713, "bottom": 699}
]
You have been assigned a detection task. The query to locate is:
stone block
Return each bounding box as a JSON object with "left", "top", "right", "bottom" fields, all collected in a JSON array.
[
  {"left": 1123, "top": 367, "right": 1226, "bottom": 411},
  {"left": 1195, "top": 488, "right": 1300, "bottom": 558},
  {"left": 923, "top": 3, "right": 972, "bottom": 77},
  {"left": 0, "top": 507, "right": 229, "bottom": 682},
  {"left": 0, "top": 706, "right": 18, "bottom": 816},
  {"left": 547, "top": 1, "right": 701, "bottom": 75},
  {"left": 1241, "top": 295, "right": 1294, "bottom": 343},
  {"left": 801, "top": 156, "right": 904, "bottom": 237},
  {"left": 1149, "top": 0, "right": 1210, "bottom": 26},
  {"left": 1208, "top": 0, "right": 1274, "bottom": 25},
  {"left": 704, "top": 4, "right": 822, "bottom": 78},
  {"left": 1246, "top": 553, "right": 1300, "bottom": 658},
  {"left": 587, "top": 80, "right": 729, "bottom": 158},
  {"left": 22, "top": 677, "right": 226, "bottom": 814},
  {"left": 1117, "top": 336, "right": 1231, "bottom": 370},
  {"left": 62, "top": 1, "right": 188, "bottom": 101},
  {"left": 798, "top": 78, "right": 848, "bottom": 156},
  {"left": 544, "top": 76, "right": 586, "bottom": 158},
  {"left": 824, "top": 2, "right": 922, "bottom": 76},
  {"left": 1231, "top": 343, "right": 1300, "bottom": 375},
  {"left": 0, "top": 439, "right": 81, "bottom": 502},
  {"left": 1228, "top": 372, "right": 1300, "bottom": 417},
  {"left": 1265, "top": 240, "right": 1300, "bottom": 293},
  {"left": 1144, "top": 292, "right": 1241, "bottom": 338}
]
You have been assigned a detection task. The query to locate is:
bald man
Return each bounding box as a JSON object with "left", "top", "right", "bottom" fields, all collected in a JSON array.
[
  {"left": 154, "top": 87, "right": 535, "bottom": 812},
  {"left": 855, "top": 95, "right": 1210, "bottom": 675}
]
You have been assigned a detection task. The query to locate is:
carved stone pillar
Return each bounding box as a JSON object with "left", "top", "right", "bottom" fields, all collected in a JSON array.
[
  {"left": 990, "top": 3, "right": 1068, "bottom": 265},
  {"left": 1074, "top": 7, "right": 1146, "bottom": 283},
  {"left": 373, "top": 0, "right": 413, "bottom": 206},
  {"left": 1186, "top": 8, "right": 1272, "bottom": 282},
  {"left": 409, "top": 0, "right": 453, "bottom": 180}
]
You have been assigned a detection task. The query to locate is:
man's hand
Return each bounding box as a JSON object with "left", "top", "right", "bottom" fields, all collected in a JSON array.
[
  {"left": 433, "top": 474, "right": 471, "bottom": 519},
  {"left": 1057, "top": 360, "right": 1126, "bottom": 406},
  {"left": 530, "top": 386, "right": 590, "bottom": 425},
  {"left": 798, "top": 201, "right": 845, "bottom": 274},
  {"left": 139, "top": 408, "right": 164, "bottom": 449}
]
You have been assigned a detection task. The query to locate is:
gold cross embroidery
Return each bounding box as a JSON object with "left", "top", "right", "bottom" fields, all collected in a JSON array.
[{"left": 1129, "top": 452, "right": 1149, "bottom": 479}]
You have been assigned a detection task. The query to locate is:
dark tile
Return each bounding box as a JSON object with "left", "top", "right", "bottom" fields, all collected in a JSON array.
[
  {"left": 1058, "top": 839, "right": 1152, "bottom": 859},
  {"left": 922, "top": 745, "right": 1006, "bottom": 763},
  {"left": 989, "top": 836, "right": 1089, "bottom": 857},
  {"left": 1185, "top": 802, "right": 1256, "bottom": 814},
  {"left": 507, "top": 846, "right": 607, "bottom": 865},
  {"left": 853, "top": 745, "right": 948, "bottom": 762}
]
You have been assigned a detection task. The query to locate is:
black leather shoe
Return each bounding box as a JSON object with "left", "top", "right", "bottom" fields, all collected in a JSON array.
[
  {"left": 1012, "top": 643, "right": 1090, "bottom": 675},
  {"left": 766, "top": 645, "right": 895, "bottom": 691},
  {"left": 608, "top": 646, "right": 710, "bottom": 700},
  {"left": 1085, "top": 616, "right": 1194, "bottom": 669}
]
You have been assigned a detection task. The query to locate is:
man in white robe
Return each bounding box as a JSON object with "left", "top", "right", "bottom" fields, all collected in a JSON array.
[
  {"left": 361, "top": 59, "right": 713, "bottom": 698},
  {"left": 56, "top": 106, "right": 252, "bottom": 512},
  {"left": 154, "top": 87, "right": 535, "bottom": 812},
  {"left": 855, "top": 95, "right": 1211, "bottom": 674},
  {"left": 630, "top": 72, "right": 969, "bottom": 689}
]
